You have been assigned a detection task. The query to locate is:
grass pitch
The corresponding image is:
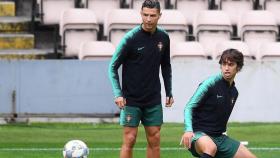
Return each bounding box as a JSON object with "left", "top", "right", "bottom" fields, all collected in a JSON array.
[{"left": 0, "top": 122, "right": 279, "bottom": 158}]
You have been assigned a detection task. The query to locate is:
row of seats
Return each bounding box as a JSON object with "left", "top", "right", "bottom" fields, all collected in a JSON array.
[
  {"left": 59, "top": 8, "right": 187, "bottom": 57},
  {"left": 37, "top": 0, "right": 151, "bottom": 25},
  {"left": 194, "top": 10, "right": 279, "bottom": 56},
  {"left": 79, "top": 40, "right": 280, "bottom": 61},
  {"left": 58, "top": 8, "right": 279, "bottom": 58},
  {"left": 36, "top": 0, "right": 280, "bottom": 26}
]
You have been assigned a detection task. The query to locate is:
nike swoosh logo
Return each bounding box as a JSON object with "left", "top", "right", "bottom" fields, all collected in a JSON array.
[{"left": 137, "top": 47, "right": 145, "bottom": 51}]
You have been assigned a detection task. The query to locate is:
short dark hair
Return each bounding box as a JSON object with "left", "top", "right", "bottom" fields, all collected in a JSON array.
[
  {"left": 219, "top": 49, "right": 244, "bottom": 71},
  {"left": 142, "top": 0, "right": 161, "bottom": 11}
]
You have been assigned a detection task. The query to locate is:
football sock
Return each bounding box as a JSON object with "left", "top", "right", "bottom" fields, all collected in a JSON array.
[{"left": 200, "top": 153, "right": 214, "bottom": 158}]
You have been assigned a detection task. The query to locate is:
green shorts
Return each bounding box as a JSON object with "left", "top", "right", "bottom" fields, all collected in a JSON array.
[
  {"left": 189, "top": 131, "right": 240, "bottom": 158},
  {"left": 120, "top": 104, "right": 163, "bottom": 127}
]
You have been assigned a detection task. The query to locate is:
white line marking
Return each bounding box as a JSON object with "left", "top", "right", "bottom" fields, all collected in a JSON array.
[{"left": 0, "top": 147, "right": 280, "bottom": 151}]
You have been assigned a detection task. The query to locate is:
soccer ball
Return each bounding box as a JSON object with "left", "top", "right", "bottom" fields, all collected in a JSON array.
[{"left": 63, "top": 140, "right": 89, "bottom": 158}]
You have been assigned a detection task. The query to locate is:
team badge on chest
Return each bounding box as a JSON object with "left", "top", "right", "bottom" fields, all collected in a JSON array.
[{"left": 157, "top": 42, "right": 163, "bottom": 52}]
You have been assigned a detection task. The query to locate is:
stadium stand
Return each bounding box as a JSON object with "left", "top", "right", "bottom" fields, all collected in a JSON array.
[
  {"left": 84, "top": 0, "right": 130, "bottom": 40},
  {"left": 174, "top": 0, "right": 209, "bottom": 35},
  {"left": 0, "top": 1, "right": 15, "bottom": 16},
  {"left": 263, "top": 0, "right": 280, "bottom": 25},
  {"left": 104, "top": 9, "right": 141, "bottom": 46},
  {"left": 170, "top": 41, "right": 208, "bottom": 60},
  {"left": 168, "top": 0, "right": 177, "bottom": 8},
  {"left": 35, "top": 0, "right": 79, "bottom": 57},
  {"left": 258, "top": 42, "right": 280, "bottom": 60},
  {"left": 194, "top": 10, "right": 232, "bottom": 57},
  {"left": 217, "top": 0, "right": 254, "bottom": 26},
  {"left": 78, "top": 41, "right": 115, "bottom": 60},
  {"left": 239, "top": 11, "right": 278, "bottom": 56},
  {"left": 37, "top": 0, "right": 76, "bottom": 25},
  {"left": 59, "top": 8, "right": 99, "bottom": 57},
  {"left": 85, "top": 0, "right": 122, "bottom": 25},
  {"left": 158, "top": 10, "right": 188, "bottom": 46},
  {"left": 214, "top": 41, "right": 254, "bottom": 60},
  {"left": 0, "top": 0, "right": 48, "bottom": 59},
  {"left": 2, "top": 0, "right": 280, "bottom": 61}
]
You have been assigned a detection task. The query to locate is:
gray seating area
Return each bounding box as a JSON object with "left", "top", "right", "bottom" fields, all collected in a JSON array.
[{"left": 1, "top": 0, "right": 280, "bottom": 60}]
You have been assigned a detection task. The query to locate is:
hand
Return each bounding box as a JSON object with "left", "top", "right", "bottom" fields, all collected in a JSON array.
[
  {"left": 114, "top": 97, "right": 126, "bottom": 109},
  {"left": 165, "top": 96, "right": 174, "bottom": 107},
  {"left": 181, "top": 132, "right": 195, "bottom": 149}
]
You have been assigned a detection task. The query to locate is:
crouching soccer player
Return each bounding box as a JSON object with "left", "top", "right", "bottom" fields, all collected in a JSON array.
[{"left": 181, "top": 49, "right": 257, "bottom": 158}]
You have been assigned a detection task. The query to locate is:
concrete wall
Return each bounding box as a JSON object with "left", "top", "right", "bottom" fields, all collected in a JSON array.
[
  {"left": 163, "top": 59, "right": 280, "bottom": 122},
  {"left": 0, "top": 60, "right": 119, "bottom": 117},
  {"left": 1, "top": 59, "right": 280, "bottom": 122}
]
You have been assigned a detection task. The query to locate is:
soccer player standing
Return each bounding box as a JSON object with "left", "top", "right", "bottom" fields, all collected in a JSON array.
[
  {"left": 181, "top": 49, "right": 257, "bottom": 158},
  {"left": 108, "top": 0, "right": 174, "bottom": 158}
]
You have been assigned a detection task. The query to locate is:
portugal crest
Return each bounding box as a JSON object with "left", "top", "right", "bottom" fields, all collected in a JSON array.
[{"left": 157, "top": 42, "right": 163, "bottom": 52}]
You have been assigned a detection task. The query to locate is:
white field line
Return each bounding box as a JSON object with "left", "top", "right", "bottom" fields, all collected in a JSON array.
[{"left": 0, "top": 147, "right": 280, "bottom": 151}]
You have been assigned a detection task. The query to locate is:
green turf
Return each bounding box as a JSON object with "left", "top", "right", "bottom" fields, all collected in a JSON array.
[{"left": 0, "top": 122, "right": 279, "bottom": 158}]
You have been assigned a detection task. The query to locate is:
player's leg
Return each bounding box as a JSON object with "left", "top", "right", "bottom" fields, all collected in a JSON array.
[
  {"left": 119, "top": 106, "right": 142, "bottom": 158},
  {"left": 120, "top": 127, "right": 138, "bottom": 158},
  {"left": 214, "top": 135, "right": 256, "bottom": 158},
  {"left": 142, "top": 104, "right": 163, "bottom": 158},
  {"left": 233, "top": 144, "right": 257, "bottom": 158},
  {"left": 144, "top": 126, "right": 161, "bottom": 158},
  {"left": 195, "top": 135, "right": 217, "bottom": 158}
]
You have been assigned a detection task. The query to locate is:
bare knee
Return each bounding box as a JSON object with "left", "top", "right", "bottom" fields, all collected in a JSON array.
[
  {"left": 204, "top": 144, "right": 217, "bottom": 156},
  {"left": 196, "top": 136, "right": 217, "bottom": 156},
  {"left": 146, "top": 129, "right": 161, "bottom": 148},
  {"left": 124, "top": 133, "right": 137, "bottom": 147}
]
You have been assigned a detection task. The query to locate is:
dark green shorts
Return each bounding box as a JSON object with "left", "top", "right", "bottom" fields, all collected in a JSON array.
[
  {"left": 189, "top": 131, "right": 240, "bottom": 158},
  {"left": 120, "top": 104, "right": 163, "bottom": 127}
]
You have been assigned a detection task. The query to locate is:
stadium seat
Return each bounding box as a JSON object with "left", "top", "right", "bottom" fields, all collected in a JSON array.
[
  {"left": 194, "top": 10, "right": 232, "bottom": 56},
  {"left": 258, "top": 42, "right": 280, "bottom": 61},
  {"left": 79, "top": 41, "right": 115, "bottom": 60},
  {"left": 37, "top": 0, "right": 76, "bottom": 25},
  {"left": 171, "top": 41, "right": 207, "bottom": 60},
  {"left": 128, "top": 0, "right": 167, "bottom": 10},
  {"left": 104, "top": 9, "right": 141, "bottom": 46},
  {"left": 174, "top": 0, "right": 209, "bottom": 26},
  {"left": 214, "top": 41, "right": 254, "bottom": 60},
  {"left": 158, "top": 10, "right": 188, "bottom": 46},
  {"left": 264, "top": 0, "right": 280, "bottom": 25},
  {"left": 239, "top": 11, "right": 278, "bottom": 56},
  {"left": 217, "top": 0, "right": 254, "bottom": 25},
  {"left": 60, "top": 9, "right": 99, "bottom": 57},
  {"left": 85, "top": 0, "right": 121, "bottom": 24}
]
